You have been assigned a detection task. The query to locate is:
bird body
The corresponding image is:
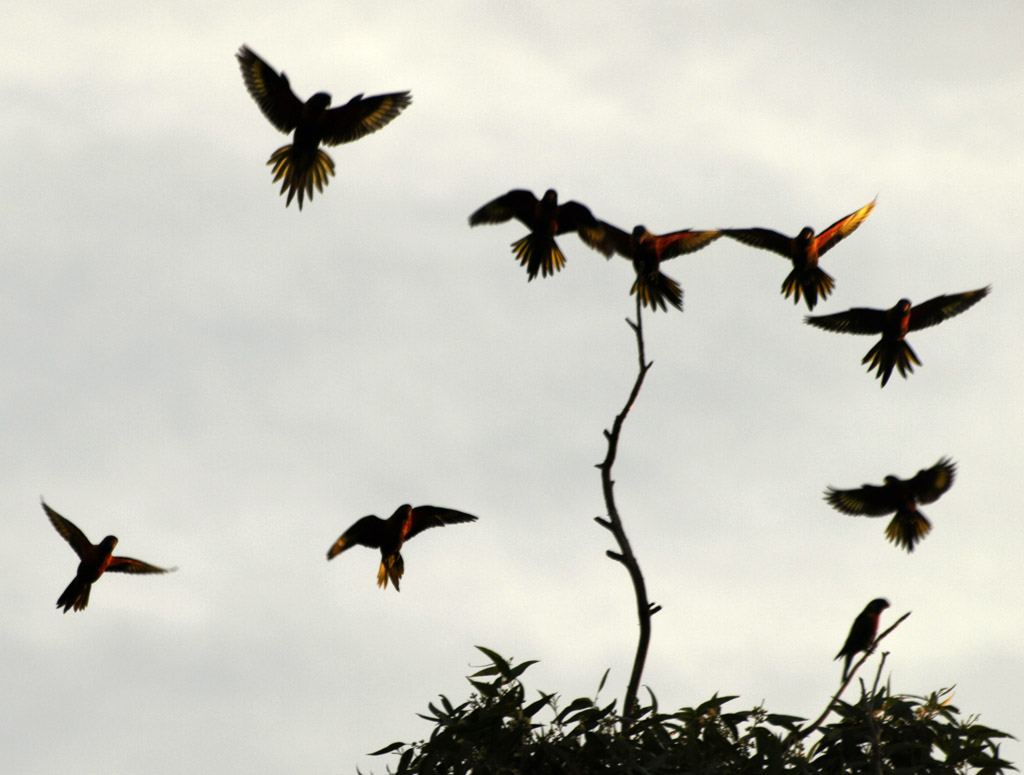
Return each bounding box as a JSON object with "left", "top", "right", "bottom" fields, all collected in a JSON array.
[
  {"left": 469, "top": 189, "right": 602, "bottom": 280},
  {"left": 43, "top": 500, "right": 175, "bottom": 613},
  {"left": 236, "top": 45, "right": 411, "bottom": 209},
  {"left": 804, "top": 286, "right": 990, "bottom": 385},
  {"left": 723, "top": 198, "right": 876, "bottom": 310},
  {"left": 326, "top": 504, "right": 477, "bottom": 591},
  {"left": 835, "top": 598, "right": 890, "bottom": 681},
  {"left": 825, "top": 458, "right": 956, "bottom": 551},
  {"left": 583, "top": 222, "right": 721, "bottom": 311}
]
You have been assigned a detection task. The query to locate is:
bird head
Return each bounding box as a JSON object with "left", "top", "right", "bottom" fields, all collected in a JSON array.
[
  {"left": 308, "top": 92, "right": 332, "bottom": 110},
  {"left": 631, "top": 225, "right": 649, "bottom": 240},
  {"left": 542, "top": 189, "right": 558, "bottom": 204},
  {"left": 895, "top": 299, "right": 912, "bottom": 313},
  {"left": 868, "top": 598, "right": 890, "bottom": 613},
  {"left": 100, "top": 535, "right": 119, "bottom": 552},
  {"left": 797, "top": 227, "right": 815, "bottom": 242}
]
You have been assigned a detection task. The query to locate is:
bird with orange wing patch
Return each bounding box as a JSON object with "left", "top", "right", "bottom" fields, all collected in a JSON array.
[
  {"left": 236, "top": 45, "right": 411, "bottom": 209},
  {"left": 43, "top": 499, "right": 176, "bottom": 613},
  {"left": 327, "top": 504, "right": 477, "bottom": 591},
  {"left": 723, "top": 198, "right": 876, "bottom": 310},
  {"left": 583, "top": 222, "right": 721, "bottom": 312}
]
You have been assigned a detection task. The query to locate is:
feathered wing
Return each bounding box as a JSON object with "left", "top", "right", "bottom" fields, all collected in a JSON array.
[
  {"left": 107, "top": 557, "right": 176, "bottom": 574},
  {"left": 804, "top": 307, "right": 888, "bottom": 335},
  {"left": 580, "top": 221, "right": 633, "bottom": 259},
  {"left": 814, "top": 197, "right": 877, "bottom": 256},
  {"left": 320, "top": 91, "right": 412, "bottom": 145},
  {"left": 907, "top": 286, "right": 991, "bottom": 332},
  {"left": 721, "top": 227, "right": 793, "bottom": 258},
  {"left": 911, "top": 458, "right": 957, "bottom": 503},
  {"left": 653, "top": 229, "right": 722, "bottom": 260},
  {"left": 824, "top": 483, "right": 898, "bottom": 517},
  {"left": 468, "top": 189, "right": 538, "bottom": 227},
  {"left": 555, "top": 201, "right": 599, "bottom": 234},
  {"left": 42, "top": 500, "right": 91, "bottom": 560},
  {"left": 236, "top": 45, "right": 304, "bottom": 133},
  {"left": 404, "top": 506, "right": 479, "bottom": 542},
  {"left": 326, "top": 515, "right": 386, "bottom": 560}
]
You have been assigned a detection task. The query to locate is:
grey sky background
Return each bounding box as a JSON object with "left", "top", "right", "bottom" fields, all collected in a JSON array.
[{"left": 3, "top": 1, "right": 1022, "bottom": 772}]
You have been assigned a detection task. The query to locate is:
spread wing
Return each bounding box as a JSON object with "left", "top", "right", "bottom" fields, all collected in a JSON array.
[
  {"left": 236, "top": 45, "right": 304, "bottom": 133},
  {"left": 580, "top": 220, "right": 633, "bottom": 259},
  {"left": 321, "top": 91, "right": 412, "bottom": 145},
  {"left": 910, "top": 458, "right": 956, "bottom": 504},
  {"left": 804, "top": 307, "right": 887, "bottom": 335},
  {"left": 654, "top": 229, "right": 722, "bottom": 260},
  {"left": 555, "top": 201, "right": 599, "bottom": 234},
  {"left": 326, "top": 515, "right": 386, "bottom": 559},
  {"left": 824, "top": 483, "right": 897, "bottom": 516},
  {"left": 722, "top": 227, "right": 793, "bottom": 258},
  {"left": 468, "top": 189, "right": 539, "bottom": 227},
  {"left": 42, "top": 500, "right": 92, "bottom": 559},
  {"left": 814, "top": 197, "right": 877, "bottom": 256},
  {"left": 908, "top": 286, "right": 990, "bottom": 332},
  {"left": 107, "top": 557, "right": 176, "bottom": 574},
  {"left": 404, "top": 506, "right": 478, "bottom": 542}
]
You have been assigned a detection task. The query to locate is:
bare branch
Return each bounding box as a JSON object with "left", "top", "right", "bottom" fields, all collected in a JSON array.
[{"left": 597, "top": 295, "right": 655, "bottom": 726}]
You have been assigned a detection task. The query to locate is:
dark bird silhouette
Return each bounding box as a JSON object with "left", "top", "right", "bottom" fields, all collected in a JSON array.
[
  {"left": 468, "top": 189, "right": 604, "bottom": 280},
  {"left": 326, "top": 504, "right": 477, "bottom": 591},
  {"left": 804, "top": 286, "right": 990, "bottom": 386},
  {"left": 236, "top": 45, "right": 411, "bottom": 209},
  {"left": 835, "top": 598, "right": 890, "bottom": 681},
  {"left": 583, "top": 223, "right": 722, "bottom": 311},
  {"left": 722, "top": 198, "right": 876, "bottom": 310},
  {"left": 825, "top": 458, "right": 956, "bottom": 552},
  {"left": 42, "top": 499, "right": 175, "bottom": 613}
]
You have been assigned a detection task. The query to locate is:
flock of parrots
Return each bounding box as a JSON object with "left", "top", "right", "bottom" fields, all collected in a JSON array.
[{"left": 41, "top": 44, "right": 994, "bottom": 680}]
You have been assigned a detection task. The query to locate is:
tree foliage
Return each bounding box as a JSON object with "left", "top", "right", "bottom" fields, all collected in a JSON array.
[{"left": 369, "top": 647, "right": 1015, "bottom": 775}]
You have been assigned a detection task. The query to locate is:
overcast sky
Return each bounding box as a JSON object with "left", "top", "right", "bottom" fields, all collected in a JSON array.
[{"left": 3, "top": 1, "right": 1022, "bottom": 772}]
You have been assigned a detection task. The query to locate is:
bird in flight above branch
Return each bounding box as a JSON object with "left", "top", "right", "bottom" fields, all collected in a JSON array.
[
  {"left": 326, "top": 504, "right": 477, "bottom": 591},
  {"left": 582, "top": 222, "right": 721, "bottom": 312},
  {"left": 236, "top": 45, "right": 411, "bottom": 209},
  {"left": 824, "top": 458, "right": 956, "bottom": 552},
  {"left": 469, "top": 189, "right": 604, "bottom": 280}
]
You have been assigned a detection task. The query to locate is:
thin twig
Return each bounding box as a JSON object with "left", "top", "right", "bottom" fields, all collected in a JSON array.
[{"left": 594, "top": 295, "right": 655, "bottom": 726}]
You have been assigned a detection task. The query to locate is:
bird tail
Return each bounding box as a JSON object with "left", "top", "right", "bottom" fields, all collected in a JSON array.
[
  {"left": 377, "top": 553, "right": 404, "bottom": 591},
  {"left": 267, "top": 145, "right": 335, "bottom": 210},
  {"left": 510, "top": 235, "right": 565, "bottom": 281},
  {"left": 886, "top": 509, "right": 932, "bottom": 552},
  {"left": 862, "top": 339, "right": 920, "bottom": 387},
  {"left": 57, "top": 578, "right": 89, "bottom": 613},
  {"left": 781, "top": 267, "right": 835, "bottom": 311},
  {"left": 632, "top": 271, "right": 683, "bottom": 312}
]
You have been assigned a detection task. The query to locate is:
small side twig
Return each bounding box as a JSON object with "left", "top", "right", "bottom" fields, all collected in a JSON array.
[{"left": 594, "top": 296, "right": 655, "bottom": 727}]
